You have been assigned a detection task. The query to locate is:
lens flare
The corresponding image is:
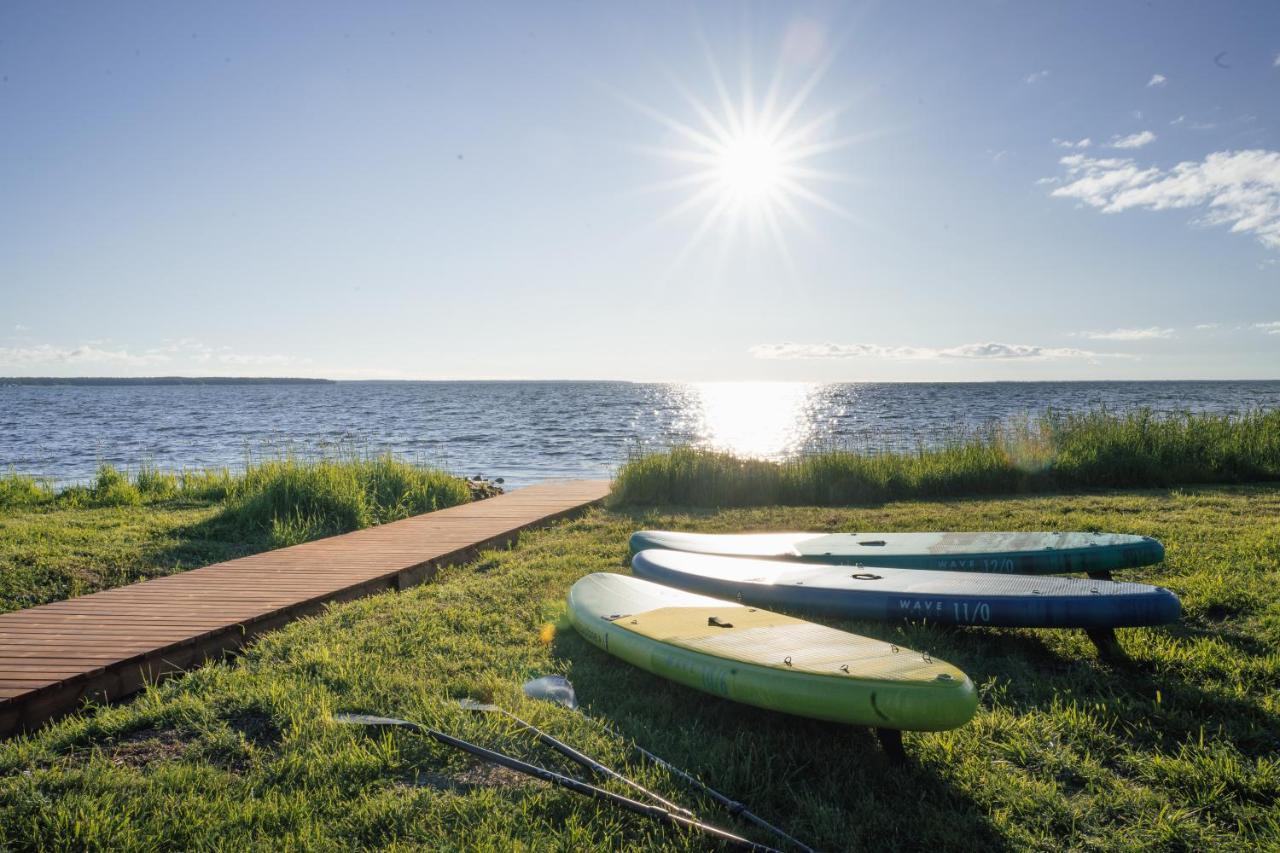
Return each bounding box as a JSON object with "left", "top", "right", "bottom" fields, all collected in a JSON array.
[{"left": 624, "top": 30, "right": 868, "bottom": 270}]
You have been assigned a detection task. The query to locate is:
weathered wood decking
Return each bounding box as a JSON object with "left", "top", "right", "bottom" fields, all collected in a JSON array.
[{"left": 0, "top": 479, "right": 611, "bottom": 737}]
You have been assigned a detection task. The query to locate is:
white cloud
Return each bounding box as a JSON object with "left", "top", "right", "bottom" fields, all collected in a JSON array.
[
  {"left": 1053, "top": 137, "right": 1092, "bottom": 149},
  {"left": 750, "top": 342, "right": 1106, "bottom": 361},
  {"left": 12, "top": 324, "right": 28, "bottom": 333},
  {"left": 1274, "top": 53, "right": 1280, "bottom": 68},
  {"left": 0, "top": 344, "right": 171, "bottom": 367},
  {"left": 0, "top": 339, "right": 310, "bottom": 371},
  {"left": 1147, "top": 74, "right": 1167, "bottom": 87},
  {"left": 1025, "top": 69, "right": 1051, "bottom": 84},
  {"left": 1079, "top": 327, "right": 1175, "bottom": 341},
  {"left": 1194, "top": 323, "right": 1220, "bottom": 330},
  {"left": 1109, "top": 130, "right": 1157, "bottom": 149},
  {"left": 1254, "top": 321, "right": 1280, "bottom": 335},
  {"left": 1048, "top": 149, "right": 1280, "bottom": 249}
]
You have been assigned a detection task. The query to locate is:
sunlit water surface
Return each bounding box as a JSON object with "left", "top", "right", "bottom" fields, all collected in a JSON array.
[{"left": 2, "top": 380, "right": 1278, "bottom": 488}]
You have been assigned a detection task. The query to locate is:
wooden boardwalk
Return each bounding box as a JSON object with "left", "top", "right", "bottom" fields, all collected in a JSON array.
[{"left": 0, "top": 480, "right": 610, "bottom": 737}]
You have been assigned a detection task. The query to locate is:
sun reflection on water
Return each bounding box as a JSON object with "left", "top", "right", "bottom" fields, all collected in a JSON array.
[{"left": 690, "top": 382, "right": 820, "bottom": 459}]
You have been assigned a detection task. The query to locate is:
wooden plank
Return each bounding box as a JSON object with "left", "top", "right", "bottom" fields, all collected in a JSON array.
[{"left": 0, "top": 480, "right": 609, "bottom": 737}]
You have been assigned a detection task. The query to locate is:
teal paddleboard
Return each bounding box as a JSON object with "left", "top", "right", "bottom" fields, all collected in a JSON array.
[{"left": 629, "top": 530, "right": 1164, "bottom": 575}]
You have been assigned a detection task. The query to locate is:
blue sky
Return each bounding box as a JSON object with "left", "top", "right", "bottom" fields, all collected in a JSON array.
[{"left": 2, "top": 1, "right": 1278, "bottom": 381}]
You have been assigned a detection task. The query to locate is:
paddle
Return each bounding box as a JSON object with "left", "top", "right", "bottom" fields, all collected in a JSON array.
[
  {"left": 332, "top": 712, "right": 777, "bottom": 852},
  {"left": 522, "top": 675, "right": 817, "bottom": 853},
  {"left": 458, "top": 698, "right": 693, "bottom": 816}
]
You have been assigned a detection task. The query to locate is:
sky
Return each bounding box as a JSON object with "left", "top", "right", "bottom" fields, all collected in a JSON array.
[{"left": 2, "top": 1, "right": 1279, "bottom": 381}]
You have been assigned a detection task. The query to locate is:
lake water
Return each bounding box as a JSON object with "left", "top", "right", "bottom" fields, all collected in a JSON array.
[{"left": 2, "top": 381, "right": 1278, "bottom": 488}]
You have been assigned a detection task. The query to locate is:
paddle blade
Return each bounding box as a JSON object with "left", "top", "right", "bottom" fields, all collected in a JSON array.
[
  {"left": 334, "top": 713, "right": 416, "bottom": 728},
  {"left": 458, "top": 698, "right": 502, "bottom": 712},
  {"left": 523, "top": 675, "right": 578, "bottom": 709}
]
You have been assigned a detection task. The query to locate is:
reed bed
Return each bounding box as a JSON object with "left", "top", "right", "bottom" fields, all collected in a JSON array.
[
  {"left": 611, "top": 408, "right": 1280, "bottom": 506},
  {"left": 1, "top": 455, "right": 469, "bottom": 533}
]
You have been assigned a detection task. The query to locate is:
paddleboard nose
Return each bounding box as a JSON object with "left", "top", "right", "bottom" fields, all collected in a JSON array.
[
  {"left": 872, "top": 671, "right": 979, "bottom": 732},
  {"left": 629, "top": 531, "right": 661, "bottom": 556},
  {"left": 1128, "top": 536, "right": 1166, "bottom": 567}
]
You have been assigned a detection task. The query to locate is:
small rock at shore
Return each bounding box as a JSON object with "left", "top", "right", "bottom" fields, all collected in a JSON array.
[{"left": 465, "top": 477, "right": 504, "bottom": 499}]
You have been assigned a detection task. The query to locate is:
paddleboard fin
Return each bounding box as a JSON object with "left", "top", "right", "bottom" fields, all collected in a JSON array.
[
  {"left": 875, "top": 728, "right": 906, "bottom": 765},
  {"left": 1086, "top": 627, "right": 1130, "bottom": 664}
]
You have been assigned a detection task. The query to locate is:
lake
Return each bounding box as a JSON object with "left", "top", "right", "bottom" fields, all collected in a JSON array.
[{"left": 3, "top": 380, "right": 1278, "bottom": 487}]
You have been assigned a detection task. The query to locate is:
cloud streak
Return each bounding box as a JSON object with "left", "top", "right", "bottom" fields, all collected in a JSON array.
[
  {"left": 0, "top": 340, "right": 309, "bottom": 371},
  {"left": 1078, "top": 327, "right": 1175, "bottom": 341},
  {"left": 1109, "top": 130, "right": 1156, "bottom": 149},
  {"left": 1049, "top": 149, "right": 1280, "bottom": 249},
  {"left": 0, "top": 344, "right": 169, "bottom": 367},
  {"left": 1171, "top": 115, "right": 1216, "bottom": 130},
  {"left": 750, "top": 342, "right": 1107, "bottom": 361},
  {"left": 1147, "top": 74, "right": 1167, "bottom": 87},
  {"left": 1025, "top": 69, "right": 1050, "bottom": 84}
]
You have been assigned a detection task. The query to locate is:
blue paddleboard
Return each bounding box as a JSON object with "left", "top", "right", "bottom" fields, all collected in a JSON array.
[{"left": 630, "top": 549, "right": 1181, "bottom": 629}]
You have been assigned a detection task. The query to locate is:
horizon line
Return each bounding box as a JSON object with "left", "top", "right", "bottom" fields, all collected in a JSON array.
[{"left": 4, "top": 375, "right": 1280, "bottom": 385}]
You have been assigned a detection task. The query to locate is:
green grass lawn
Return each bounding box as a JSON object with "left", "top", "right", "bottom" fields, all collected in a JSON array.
[
  {"left": 0, "top": 501, "right": 248, "bottom": 613},
  {"left": 1, "top": 486, "right": 1278, "bottom": 850}
]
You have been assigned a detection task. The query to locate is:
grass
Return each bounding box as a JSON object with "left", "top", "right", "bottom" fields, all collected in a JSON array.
[
  {"left": 0, "top": 486, "right": 1276, "bottom": 850},
  {"left": 0, "top": 456, "right": 474, "bottom": 613},
  {"left": 611, "top": 408, "right": 1280, "bottom": 506}
]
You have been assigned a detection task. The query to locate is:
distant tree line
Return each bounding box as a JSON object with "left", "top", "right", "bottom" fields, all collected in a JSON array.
[{"left": 0, "top": 377, "right": 335, "bottom": 386}]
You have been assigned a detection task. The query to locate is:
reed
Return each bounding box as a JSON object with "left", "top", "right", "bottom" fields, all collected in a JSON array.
[
  {"left": 611, "top": 408, "right": 1280, "bottom": 506},
  {"left": 219, "top": 454, "right": 471, "bottom": 545},
  {"left": 0, "top": 473, "right": 55, "bottom": 509}
]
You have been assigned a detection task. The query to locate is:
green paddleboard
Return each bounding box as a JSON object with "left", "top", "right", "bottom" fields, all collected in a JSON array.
[
  {"left": 629, "top": 530, "right": 1164, "bottom": 575},
  {"left": 568, "top": 573, "right": 978, "bottom": 732}
]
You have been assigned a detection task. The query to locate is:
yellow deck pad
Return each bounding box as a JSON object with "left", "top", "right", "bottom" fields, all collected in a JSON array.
[{"left": 614, "top": 605, "right": 957, "bottom": 684}]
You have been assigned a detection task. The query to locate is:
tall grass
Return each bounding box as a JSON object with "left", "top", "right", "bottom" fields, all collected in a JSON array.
[
  {"left": 219, "top": 455, "right": 472, "bottom": 545},
  {"left": 2, "top": 456, "right": 475, "bottom": 545},
  {"left": 0, "top": 473, "right": 55, "bottom": 509},
  {"left": 611, "top": 408, "right": 1280, "bottom": 506}
]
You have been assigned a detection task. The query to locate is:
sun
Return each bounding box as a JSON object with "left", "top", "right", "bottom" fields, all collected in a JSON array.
[
  {"left": 716, "top": 131, "right": 785, "bottom": 202},
  {"left": 625, "top": 34, "right": 862, "bottom": 268}
]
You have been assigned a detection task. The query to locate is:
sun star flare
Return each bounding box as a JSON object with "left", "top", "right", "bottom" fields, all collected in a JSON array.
[{"left": 629, "top": 37, "right": 861, "bottom": 268}]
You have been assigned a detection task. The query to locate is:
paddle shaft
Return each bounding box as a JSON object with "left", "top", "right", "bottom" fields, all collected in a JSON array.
[
  {"left": 490, "top": 708, "right": 693, "bottom": 817},
  {"left": 625, "top": 739, "right": 816, "bottom": 853},
  {"left": 377, "top": 718, "right": 776, "bottom": 852},
  {"left": 510, "top": 696, "right": 816, "bottom": 852}
]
